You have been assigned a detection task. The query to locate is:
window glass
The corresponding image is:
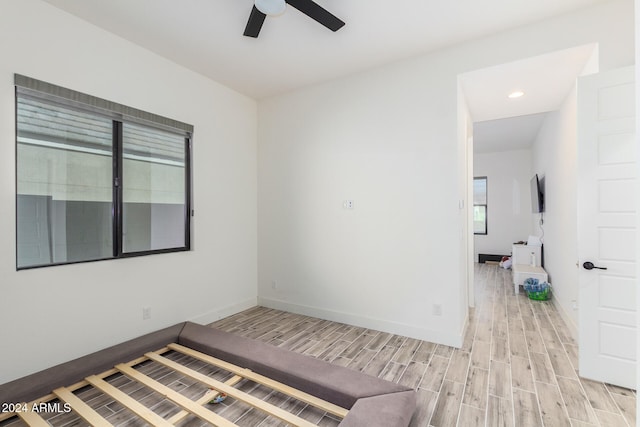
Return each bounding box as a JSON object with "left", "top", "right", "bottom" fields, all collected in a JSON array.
[
  {"left": 15, "top": 80, "right": 192, "bottom": 270},
  {"left": 474, "top": 206, "right": 487, "bottom": 234},
  {"left": 122, "top": 123, "right": 187, "bottom": 253},
  {"left": 16, "top": 97, "right": 113, "bottom": 268},
  {"left": 473, "top": 177, "right": 487, "bottom": 235},
  {"left": 473, "top": 178, "right": 487, "bottom": 205}
]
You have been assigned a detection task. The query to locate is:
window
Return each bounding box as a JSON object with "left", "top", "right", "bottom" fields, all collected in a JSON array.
[
  {"left": 15, "top": 75, "right": 192, "bottom": 269},
  {"left": 473, "top": 177, "right": 487, "bottom": 235}
]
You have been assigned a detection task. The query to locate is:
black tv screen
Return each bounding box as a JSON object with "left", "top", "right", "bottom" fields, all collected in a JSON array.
[{"left": 531, "top": 174, "right": 544, "bottom": 213}]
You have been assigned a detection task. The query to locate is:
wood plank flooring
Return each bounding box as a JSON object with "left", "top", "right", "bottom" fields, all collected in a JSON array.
[
  {"left": 209, "top": 264, "right": 635, "bottom": 426},
  {"left": 1, "top": 263, "right": 635, "bottom": 426}
]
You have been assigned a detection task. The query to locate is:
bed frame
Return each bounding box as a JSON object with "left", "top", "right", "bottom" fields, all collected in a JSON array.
[{"left": 0, "top": 322, "right": 416, "bottom": 426}]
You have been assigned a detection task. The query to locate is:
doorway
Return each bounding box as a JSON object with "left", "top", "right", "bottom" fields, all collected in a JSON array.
[{"left": 457, "top": 45, "right": 637, "bottom": 389}]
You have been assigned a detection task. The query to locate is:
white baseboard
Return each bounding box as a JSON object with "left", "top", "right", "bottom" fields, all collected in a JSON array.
[
  {"left": 189, "top": 297, "right": 258, "bottom": 325},
  {"left": 258, "top": 297, "right": 463, "bottom": 348},
  {"left": 551, "top": 298, "right": 579, "bottom": 342}
]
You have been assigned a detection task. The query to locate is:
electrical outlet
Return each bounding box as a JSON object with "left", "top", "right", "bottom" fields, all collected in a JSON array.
[
  {"left": 271, "top": 280, "right": 278, "bottom": 290},
  {"left": 343, "top": 200, "right": 354, "bottom": 209},
  {"left": 433, "top": 304, "right": 442, "bottom": 316},
  {"left": 142, "top": 307, "right": 151, "bottom": 320}
]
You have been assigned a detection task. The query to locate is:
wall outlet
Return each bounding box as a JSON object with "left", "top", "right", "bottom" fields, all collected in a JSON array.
[
  {"left": 271, "top": 280, "right": 278, "bottom": 290},
  {"left": 343, "top": 200, "right": 354, "bottom": 209},
  {"left": 572, "top": 300, "right": 578, "bottom": 310},
  {"left": 142, "top": 307, "right": 151, "bottom": 320},
  {"left": 433, "top": 304, "right": 442, "bottom": 316}
]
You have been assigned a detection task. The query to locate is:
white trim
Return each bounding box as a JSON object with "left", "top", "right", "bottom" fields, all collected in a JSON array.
[
  {"left": 259, "top": 297, "right": 464, "bottom": 348},
  {"left": 188, "top": 297, "right": 258, "bottom": 325},
  {"left": 551, "top": 297, "right": 578, "bottom": 343}
]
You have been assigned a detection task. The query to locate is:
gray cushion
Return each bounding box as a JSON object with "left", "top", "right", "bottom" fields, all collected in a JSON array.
[
  {"left": 178, "top": 321, "right": 413, "bottom": 409},
  {"left": 339, "top": 390, "right": 417, "bottom": 427},
  {"left": 0, "top": 322, "right": 185, "bottom": 404}
]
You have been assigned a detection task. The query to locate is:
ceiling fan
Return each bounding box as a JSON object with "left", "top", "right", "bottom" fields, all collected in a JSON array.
[{"left": 244, "top": 0, "right": 345, "bottom": 38}]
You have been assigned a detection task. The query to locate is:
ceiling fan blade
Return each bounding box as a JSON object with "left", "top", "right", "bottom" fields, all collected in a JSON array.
[
  {"left": 243, "top": 6, "right": 267, "bottom": 38},
  {"left": 285, "top": 0, "right": 345, "bottom": 32}
]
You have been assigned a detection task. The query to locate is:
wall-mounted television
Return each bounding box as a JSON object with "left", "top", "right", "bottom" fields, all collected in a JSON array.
[{"left": 530, "top": 174, "right": 544, "bottom": 213}]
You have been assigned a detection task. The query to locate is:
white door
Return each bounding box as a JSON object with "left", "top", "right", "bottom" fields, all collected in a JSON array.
[{"left": 577, "top": 66, "right": 636, "bottom": 389}]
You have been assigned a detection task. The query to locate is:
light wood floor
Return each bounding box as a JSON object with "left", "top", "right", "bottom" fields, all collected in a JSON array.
[
  {"left": 210, "top": 264, "right": 636, "bottom": 426},
  {"left": 1, "top": 263, "right": 635, "bottom": 426}
]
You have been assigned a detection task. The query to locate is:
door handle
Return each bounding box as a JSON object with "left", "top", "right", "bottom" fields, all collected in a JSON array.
[{"left": 583, "top": 261, "right": 607, "bottom": 271}]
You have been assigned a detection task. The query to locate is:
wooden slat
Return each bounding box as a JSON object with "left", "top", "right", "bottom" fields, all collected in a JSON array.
[
  {"left": 168, "top": 343, "right": 349, "bottom": 418},
  {"left": 53, "top": 387, "right": 113, "bottom": 427},
  {"left": 0, "top": 401, "right": 57, "bottom": 424},
  {"left": 64, "top": 352, "right": 158, "bottom": 392},
  {"left": 167, "top": 374, "right": 244, "bottom": 425},
  {"left": 85, "top": 375, "right": 173, "bottom": 427},
  {"left": 116, "top": 364, "right": 239, "bottom": 427},
  {"left": 0, "top": 412, "right": 15, "bottom": 422},
  {"left": 0, "top": 349, "right": 172, "bottom": 423},
  {"left": 16, "top": 409, "right": 50, "bottom": 427},
  {"left": 146, "top": 352, "right": 318, "bottom": 427}
]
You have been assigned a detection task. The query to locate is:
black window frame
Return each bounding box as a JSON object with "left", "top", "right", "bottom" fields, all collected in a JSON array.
[
  {"left": 15, "top": 75, "right": 193, "bottom": 270},
  {"left": 473, "top": 176, "right": 487, "bottom": 235}
]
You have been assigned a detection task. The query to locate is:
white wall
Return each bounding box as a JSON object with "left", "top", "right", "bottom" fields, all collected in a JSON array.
[
  {"left": 531, "top": 86, "right": 580, "bottom": 336},
  {"left": 0, "top": 0, "right": 634, "bottom": 383},
  {"left": 257, "top": 0, "right": 635, "bottom": 347},
  {"left": 474, "top": 149, "right": 534, "bottom": 261},
  {"left": 0, "top": 0, "right": 258, "bottom": 384},
  {"left": 459, "top": 87, "right": 475, "bottom": 310},
  {"left": 636, "top": 0, "right": 640, "bottom": 410}
]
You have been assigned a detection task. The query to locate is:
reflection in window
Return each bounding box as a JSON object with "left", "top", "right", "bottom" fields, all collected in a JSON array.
[
  {"left": 16, "top": 97, "right": 113, "bottom": 268},
  {"left": 473, "top": 177, "right": 487, "bottom": 235},
  {"left": 122, "top": 123, "right": 187, "bottom": 253},
  {"left": 15, "top": 78, "right": 192, "bottom": 270}
]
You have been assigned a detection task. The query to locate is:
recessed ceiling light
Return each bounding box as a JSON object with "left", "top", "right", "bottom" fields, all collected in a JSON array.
[{"left": 508, "top": 91, "right": 525, "bottom": 99}]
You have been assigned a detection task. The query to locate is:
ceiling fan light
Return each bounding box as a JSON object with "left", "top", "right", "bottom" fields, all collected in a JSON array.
[{"left": 255, "top": 0, "right": 286, "bottom": 16}]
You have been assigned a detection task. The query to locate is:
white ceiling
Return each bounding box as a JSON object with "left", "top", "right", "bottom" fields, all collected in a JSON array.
[
  {"left": 473, "top": 113, "right": 548, "bottom": 154},
  {"left": 42, "top": 0, "right": 607, "bottom": 155},
  {"left": 463, "top": 44, "right": 597, "bottom": 153},
  {"left": 460, "top": 44, "right": 597, "bottom": 123},
  {"left": 42, "top": 0, "right": 609, "bottom": 99}
]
